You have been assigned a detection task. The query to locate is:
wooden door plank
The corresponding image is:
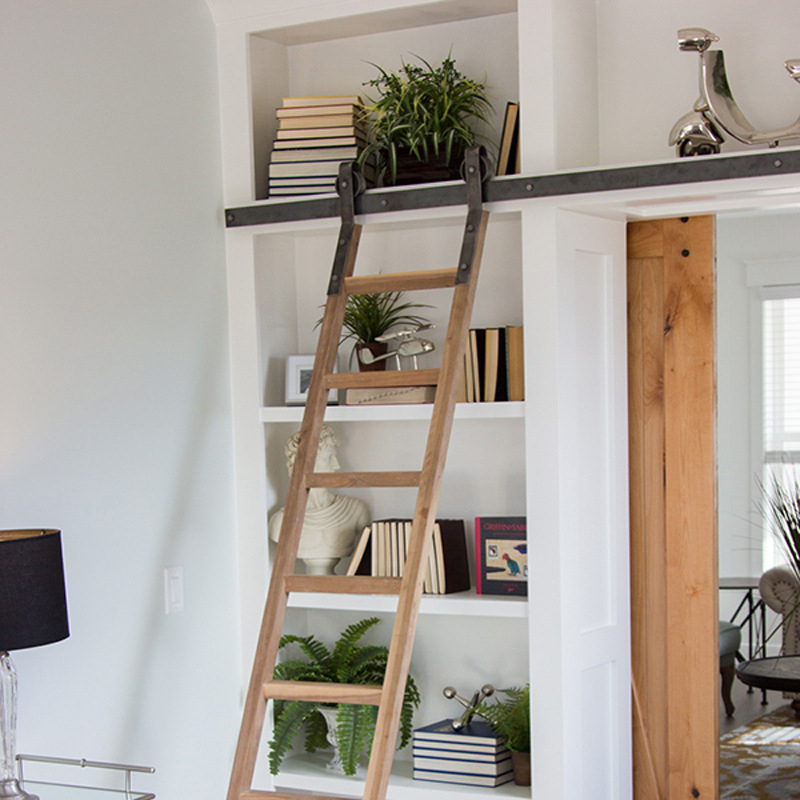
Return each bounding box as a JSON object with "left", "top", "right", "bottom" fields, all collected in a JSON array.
[
  {"left": 642, "top": 253, "right": 669, "bottom": 799},
  {"left": 627, "top": 216, "right": 716, "bottom": 800},
  {"left": 628, "top": 220, "right": 666, "bottom": 259},
  {"left": 662, "top": 216, "right": 717, "bottom": 800}
]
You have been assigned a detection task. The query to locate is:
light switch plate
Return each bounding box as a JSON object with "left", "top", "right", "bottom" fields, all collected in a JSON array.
[{"left": 164, "top": 566, "right": 184, "bottom": 614}]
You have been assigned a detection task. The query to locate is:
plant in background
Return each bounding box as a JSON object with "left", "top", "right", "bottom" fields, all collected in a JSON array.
[
  {"left": 267, "top": 617, "right": 420, "bottom": 776},
  {"left": 342, "top": 292, "right": 430, "bottom": 346},
  {"left": 476, "top": 683, "right": 531, "bottom": 785},
  {"left": 358, "top": 54, "right": 494, "bottom": 184},
  {"left": 318, "top": 291, "right": 431, "bottom": 368},
  {"left": 762, "top": 475, "right": 800, "bottom": 581},
  {"left": 476, "top": 684, "right": 530, "bottom": 753}
]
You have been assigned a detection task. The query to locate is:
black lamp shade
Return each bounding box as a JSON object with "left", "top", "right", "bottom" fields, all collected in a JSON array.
[{"left": 0, "top": 530, "right": 69, "bottom": 652}]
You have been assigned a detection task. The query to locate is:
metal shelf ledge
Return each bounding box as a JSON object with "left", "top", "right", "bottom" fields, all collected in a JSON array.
[{"left": 225, "top": 148, "right": 800, "bottom": 228}]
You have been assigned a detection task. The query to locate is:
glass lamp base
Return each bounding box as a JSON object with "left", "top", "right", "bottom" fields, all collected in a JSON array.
[{"left": 0, "top": 779, "right": 38, "bottom": 800}]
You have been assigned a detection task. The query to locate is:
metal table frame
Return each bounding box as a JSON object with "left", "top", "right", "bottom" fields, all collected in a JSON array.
[
  {"left": 720, "top": 577, "right": 769, "bottom": 702},
  {"left": 17, "top": 754, "right": 155, "bottom": 799}
]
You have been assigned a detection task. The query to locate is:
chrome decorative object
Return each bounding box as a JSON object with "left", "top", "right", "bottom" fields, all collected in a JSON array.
[
  {"left": 357, "top": 324, "right": 436, "bottom": 370},
  {"left": 443, "top": 684, "right": 495, "bottom": 731},
  {"left": 669, "top": 27, "right": 800, "bottom": 156}
]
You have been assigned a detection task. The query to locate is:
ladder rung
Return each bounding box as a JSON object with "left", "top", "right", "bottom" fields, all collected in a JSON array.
[
  {"left": 263, "top": 680, "right": 383, "bottom": 705},
  {"left": 285, "top": 575, "right": 402, "bottom": 595},
  {"left": 242, "top": 791, "right": 359, "bottom": 800},
  {"left": 306, "top": 471, "right": 421, "bottom": 488},
  {"left": 325, "top": 369, "right": 439, "bottom": 390},
  {"left": 344, "top": 268, "right": 458, "bottom": 295}
]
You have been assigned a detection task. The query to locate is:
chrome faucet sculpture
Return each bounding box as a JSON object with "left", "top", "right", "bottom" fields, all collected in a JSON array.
[
  {"left": 357, "top": 323, "right": 435, "bottom": 369},
  {"left": 669, "top": 28, "right": 800, "bottom": 156}
]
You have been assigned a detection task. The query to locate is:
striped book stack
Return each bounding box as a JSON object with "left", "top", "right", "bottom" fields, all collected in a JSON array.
[
  {"left": 412, "top": 718, "right": 514, "bottom": 788},
  {"left": 268, "top": 95, "right": 373, "bottom": 197}
]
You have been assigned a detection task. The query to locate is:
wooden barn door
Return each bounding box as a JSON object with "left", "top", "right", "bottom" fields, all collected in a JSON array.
[{"left": 627, "top": 216, "right": 718, "bottom": 800}]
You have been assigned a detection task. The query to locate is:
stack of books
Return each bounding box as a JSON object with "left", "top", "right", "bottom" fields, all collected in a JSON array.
[
  {"left": 268, "top": 95, "right": 372, "bottom": 197},
  {"left": 412, "top": 718, "right": 514, "bottom": 788},
  {"left": 346, "top": 519, "right": 470, "bottom": 594},
  {"left": 459, "top": 325, "right": 524, "bottom": 403}
]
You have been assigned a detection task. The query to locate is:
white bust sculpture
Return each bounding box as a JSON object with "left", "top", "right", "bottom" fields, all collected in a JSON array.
[{"left": 268, "top": 424, "right": 370, "bottom": 575}]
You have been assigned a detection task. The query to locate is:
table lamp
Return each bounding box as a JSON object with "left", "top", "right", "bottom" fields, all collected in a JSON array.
[{"left": 0, "top": 530, "right": 69, "bottom": 800}]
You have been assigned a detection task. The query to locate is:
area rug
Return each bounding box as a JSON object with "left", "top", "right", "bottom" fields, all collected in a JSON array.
[{"left": 721, "top": 705, "right": 800, "bottom": 798}]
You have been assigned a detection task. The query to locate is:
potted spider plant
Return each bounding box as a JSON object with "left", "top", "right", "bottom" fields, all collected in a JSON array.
[
  {"left": 328, "top": 291, "right": 431, "bottom": 371},
  {"left": 358, "top": 54, "right": 494, "bottom": 186},
  {"left": 762, "top": 475, "right": 800, "bottom": 581},
  {"left": 268, "top": 617, "right": 420, "bottom": 776},
  {"left": 476, "top": 684, "right": 530, "bottom": 786}
]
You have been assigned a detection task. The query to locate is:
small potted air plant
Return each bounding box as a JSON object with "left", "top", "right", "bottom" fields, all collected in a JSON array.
[{"left": 329, "top": 291, "right": 431, "bottom": 372}]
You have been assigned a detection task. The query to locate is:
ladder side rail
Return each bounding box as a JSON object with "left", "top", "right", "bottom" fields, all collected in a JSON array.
[
  {"left": 226, "top": 169, "right": 363, "bottom": 800},
  {"left": 362, "top": 148, "right": 489, "bottom": 800}
]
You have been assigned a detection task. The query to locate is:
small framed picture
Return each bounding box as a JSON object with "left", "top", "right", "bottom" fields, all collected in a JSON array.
[{"left": 285, "top": 355, "right": 337, "bottom": 405}]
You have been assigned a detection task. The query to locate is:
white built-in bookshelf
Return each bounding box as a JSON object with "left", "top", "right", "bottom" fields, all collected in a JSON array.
[{"left": 215, "top": 4, "right": 531, "bottom": 793}]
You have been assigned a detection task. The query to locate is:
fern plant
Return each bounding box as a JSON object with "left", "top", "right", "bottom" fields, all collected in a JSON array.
[
  {"left": 476, "top": 684, "right": 530, "bottom": 753},
  {"left": 268, "top": 617, "right": 420, "bottom": 776}
]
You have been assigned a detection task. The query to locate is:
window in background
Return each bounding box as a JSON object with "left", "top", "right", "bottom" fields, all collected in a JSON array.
[{"left": 762, "top": 288, "right": 800, "bottom": 569}]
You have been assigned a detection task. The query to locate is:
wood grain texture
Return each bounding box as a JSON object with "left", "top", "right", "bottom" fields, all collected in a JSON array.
[
  {"left": 324, "top": 369, "right": 439, "bottom": 389},
  {"left": 662, "top": 215, "right": 717, "bottom": 800},
  {"left": 628, "top": 248, "right": 667, "bottom": 800},
  {"left": 262, "top": 680, "right": 383, "bottom": 705},
  {"left": 627, "top": 216, "right": 717, "bottom": 800},
  {"left": 242, "top": 791, "right": 360, "bottom": 800},
  {"left": 284, "top": 575, "right": 402, "bottom": 595},
  {"left": 305, "top": 471, "right": 421, "bottom": 488},
  {"left": 344, "top": 268, "right": 458, "bottom": 294},
  {"left": 627, "top": 220, "right": 665, "bottom": 259}
]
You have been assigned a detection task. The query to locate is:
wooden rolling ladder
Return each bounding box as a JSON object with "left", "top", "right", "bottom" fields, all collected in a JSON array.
[{"left": 228, "top": 146, "right": 490, "bottom": 800}]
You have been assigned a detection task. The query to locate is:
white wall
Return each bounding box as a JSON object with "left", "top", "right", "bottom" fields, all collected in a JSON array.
[
  {"left": 0, "top": 2, "right": 240, "bottom": 798},
  {"left": 593, "top": 0, "right": 800, "bottom": 166}
]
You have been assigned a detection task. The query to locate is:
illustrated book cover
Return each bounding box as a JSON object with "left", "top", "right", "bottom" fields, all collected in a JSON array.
[{"left": 475, "top": 516, "right": 527, "bottom": 596}]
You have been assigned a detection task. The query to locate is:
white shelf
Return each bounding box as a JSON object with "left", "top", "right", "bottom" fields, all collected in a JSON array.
[
  {"left": 287, "top": 588, "right": 527, "bottom": 618},
  {"left": 261, "top": 401, "right": 525, "bottom": 424},
  {"left": 274, "top": 753, "right": 530, "bottom": 800}
]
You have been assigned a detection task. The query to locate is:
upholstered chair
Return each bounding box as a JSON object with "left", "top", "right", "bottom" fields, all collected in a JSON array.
[
  {"left": 759, "top": 564, "right": 800, "bottom": 709},
  {"left": 719, "top": 620, "right": 741, "bottom": 716}
]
